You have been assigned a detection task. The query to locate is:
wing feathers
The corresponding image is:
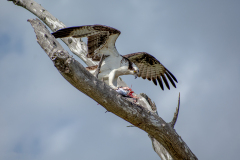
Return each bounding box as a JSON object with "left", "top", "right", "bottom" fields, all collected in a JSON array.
[
  {"left": 141, "top": 64, "right": 148, "bottom": 79},
  {"left": 87, "top": 32, "right": 109, "bottom": 59},
  {"left": 165, "top": 71, "right": 176, "bottom": 88},
  {"left": 166, "top": 69, "right": 178, "bottom": 83},
  {"left": 147, "top": 66, "right": 151, "bottom": 81},
  {"left": 152, "top": 77, "right": 157, "bottom": 86},
  {"left": 124, "top": 52, "right": 178, "bottom": 90},
  {"left": 52, "top": 26, "right": 96, "bottom": 38},
  {"left": 52, "top": 25, "right": 121, "bottom": 61},
  {"left": 161, "top": 73, "right": 170, "bottom": 90},
  {"left": 157, "top": 76, "right": 164, "bottom": 90}
]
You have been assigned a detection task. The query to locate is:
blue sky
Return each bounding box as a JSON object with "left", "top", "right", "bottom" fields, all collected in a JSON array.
[{"left": 1, "top": 0, "right": 240, "bottom": 159}]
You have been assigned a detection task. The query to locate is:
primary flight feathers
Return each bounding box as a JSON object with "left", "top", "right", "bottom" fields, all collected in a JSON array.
[{"left": 52, "top": 25, "right": 178, "bottom": 90}]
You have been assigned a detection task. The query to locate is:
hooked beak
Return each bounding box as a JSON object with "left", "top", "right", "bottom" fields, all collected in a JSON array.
[{"left": 134, "top": 70, "right": 138, "bottom": 79}]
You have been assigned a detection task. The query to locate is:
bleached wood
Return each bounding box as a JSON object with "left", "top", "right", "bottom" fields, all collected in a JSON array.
[{"left": 170, "top": 93, "right": 181, "bottom": 128}]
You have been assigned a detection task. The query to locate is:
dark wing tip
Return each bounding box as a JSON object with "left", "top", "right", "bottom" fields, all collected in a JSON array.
[
  {"left": 152, "top": 77, "right": 157, "bottom": 86},
  {"left": 157, "top": 76, "right": 164, "bottom": 90},
  {"left": 165, "top": 72, "right": 177, "bottom": 88},
  {"left": 52, "top": 30, "right": 70, "bottom": 38},
  {"left": 166, "top": 69, "right": 178, "bottom": 83},
  {"left": 52, "top": 27, "right": 80, "bottom": 38},
  {"left": 161, "top": 74, "right": 170, "bottom": 90},
  {"left": 51, "top": 32, "right": 60, "bottom": 38}
]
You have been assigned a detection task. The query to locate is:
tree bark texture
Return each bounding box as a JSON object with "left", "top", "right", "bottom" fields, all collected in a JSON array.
[{"left": 8, "top": 0, "right": 198, "bottom": 159}]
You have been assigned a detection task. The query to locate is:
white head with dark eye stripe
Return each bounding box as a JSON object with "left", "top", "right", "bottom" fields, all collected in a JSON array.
[{"left": 132, "top": 64, "right": 139, "bottom": 79}]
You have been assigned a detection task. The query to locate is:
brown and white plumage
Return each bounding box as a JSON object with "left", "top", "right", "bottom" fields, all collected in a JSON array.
[
  {"left": 52, "top": 25, "right": 120, "bottom": 61},
  {"left": 123, "top": 52, "right": 177, "bottom": 90},
  {"left": 52, "top": 25, "right": 178, "bottom": 90}
]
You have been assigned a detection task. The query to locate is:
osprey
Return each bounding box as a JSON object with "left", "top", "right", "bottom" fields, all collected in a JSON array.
[{"left": 52, "top": 25, "right": 178, "bottom": 90}]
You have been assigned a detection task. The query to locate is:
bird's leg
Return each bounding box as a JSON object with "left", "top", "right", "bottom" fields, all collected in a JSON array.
[
  {"left": 94, "top": 54, "right": 105, "bottom": 78},
  {"left": 108, "top": 69, "right": 118, "bottom": 90}
]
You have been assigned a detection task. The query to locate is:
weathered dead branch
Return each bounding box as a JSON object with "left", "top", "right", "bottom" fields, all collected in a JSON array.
[{"left": 170, "top": 93, "right": 181, "bottom": 128}]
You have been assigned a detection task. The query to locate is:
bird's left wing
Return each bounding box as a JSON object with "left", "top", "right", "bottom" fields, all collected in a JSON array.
[
  {"left": 52, "top": 25, "right": 121, "bottom": 61},
  {"left": 123, "top": 52, "right": 178, "bottom": 90}
]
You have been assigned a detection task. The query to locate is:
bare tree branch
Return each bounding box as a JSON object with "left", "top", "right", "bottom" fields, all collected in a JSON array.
[
  {"left": 170, "top": 93, "right": 181, "bottom": 128},
  {"left": 149, "top": 135, "right": 173, "bottom": 160},
  {"left": 9, "top": 0, "right": 198, "bottom": 159}
]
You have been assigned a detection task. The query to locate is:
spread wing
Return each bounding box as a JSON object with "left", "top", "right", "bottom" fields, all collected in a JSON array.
[
  {"left": 52, "top": 25, "right": 121, "bottom": 61},
  {"left": 123, "top": 52, "right": 178, "bottom": 90}
]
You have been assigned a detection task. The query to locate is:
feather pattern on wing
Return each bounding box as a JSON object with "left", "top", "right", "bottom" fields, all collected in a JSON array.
[
  {"left": 52, "top": 25, "right": 121, "bottom": 61},
  {"left": 141, "top": 64, "right": 148, "bottom": 79},
  {"left": 123, "top": 52, "right": 178, "bottom": 90}
]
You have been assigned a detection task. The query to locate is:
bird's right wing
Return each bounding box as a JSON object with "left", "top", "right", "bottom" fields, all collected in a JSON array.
[{"left": 124, "top": 52, "right": 178, "bottom": 90}]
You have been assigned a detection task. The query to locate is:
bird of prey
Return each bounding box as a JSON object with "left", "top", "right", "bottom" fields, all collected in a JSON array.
[{"left": 52, "top": 25, "right": 178, "bottom": 90}]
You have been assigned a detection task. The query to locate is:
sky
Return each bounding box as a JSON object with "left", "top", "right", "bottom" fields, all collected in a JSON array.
[{"left": 1, "top": 0, "right": 240, "bottom": 159}]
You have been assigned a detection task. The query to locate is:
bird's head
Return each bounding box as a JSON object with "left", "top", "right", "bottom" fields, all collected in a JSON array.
[{"left": 133, "top": 65, "right": 139, "bottom": 79}]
